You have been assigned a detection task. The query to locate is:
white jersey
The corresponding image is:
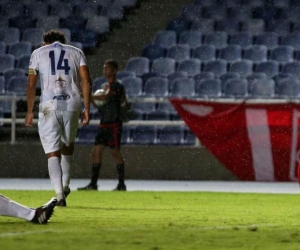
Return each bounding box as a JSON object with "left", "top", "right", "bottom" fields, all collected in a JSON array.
[{"left": 29, "top": 41, "right": 87, "bottom": 112}]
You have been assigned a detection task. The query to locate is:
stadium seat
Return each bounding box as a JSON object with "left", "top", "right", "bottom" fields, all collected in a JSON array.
[
  {"left": 282, "top": 62, "right": 300, "bottom": 78},
  {"left": 125, "top": 57, "right": 150, "bottom": 77},
  {"left": 272, "top": 73, "right": 295, "bottom": 86},
  {"left": 71, "top": 29, "right": 98, "bottom": 49},
  {"left": 243, "top": 45, "right": 268, "bottom": 64},
  {"left": 266, "top": 20, "right": 291, "bottom": 36},
  {"left": 193, "top": 72, "right": 215, "bottom": 85},
  {"left": 145, "top": 110, "right": 170, "bottom": 121},
  {"left": 167, "top": 72, "right": 188, "bottom": 85},
  {"left": 121, "top": 126, "right": 131, "bottom": 144},
  {"left": 0, "top": 76, "right": 5, "bottom": 93},
  {"left": 240, "top": 0, "right": 265, "bottom": 7},
  {"left": 9, "top": 16, "right": 36, "bottom": 33},
  {"left": 180, "top": 5, "right": 203, "bottom": 22},
  {"left": 153, "top": 30, "right": 177, "bottom": 49},
  {"left": 276, "top": 78, "right": 300, "bottom": 98},
  {"left": 203, "top": 6, "right": 228, "bottom": 20},
  {"left": 114, "top": 0, "right": 137, "bottom": 10},
  {"left": 246, "top": 72, "right": 268, "bottom": 85},
  {"left": 50, "top": 2, "right": 75, "bottom": 17},
  {"left": 252, "top": 6, "right": 281, "bottom": 22},
  {"left": 36, "top": 16, "right": 60, "bottom": 31},
  {"left": 60, "top": 16, "right": 87, "bottom": 34},
  {"left": 166, "top": 44, "right": 190, "bottom": 62},
  {"left": 184, "top": 128, "right": 196, "bottom": 145},
  {"left": 121, "top": 76, "right": 143, "bottom": 98},
  {"left": 151, "top": 58, "right": 176, "bottom": 77},
  {"left": 219, "top": 72, "right": 240, "bottom": 85},
  {"left": 218, "top": 0, "right": 241, "bottom": 7},
  {"left": 3, "top": 68, "right": 27, "bottom": 87},
  {"left": 194, "top": 0, "right": 217, "bottom": 7},
  {"left": 143, "top": 77, "right": 169, "bottom": 98},
  {"left": 241, "top": 19, "right": 265, "bottom": 35},
  {"left": 0, "top": 28, "right": 20, "bottom": 46},
  {"left": 194, "top": 78, "right": 222, "bottom": 98},
  {"left": 203, "top": 32, "right": 227, "bottom": 49},
  {"left": 228, "top": 6, "right": 253, "bottom": 20},
  {"left": 228, "top": 32, "right": 253, "bottom": 49},
  {"left": 156, "top": 125, "right": 184, "bottom": 145},
  {"left": 141, "top": 72, "right": 162, "bottom": 83},
  {"left": 22, "top": 28, "right": 44, "bottom": 48},
  {"left": 248, "top": 78, "right": 275, "bottom": 98},
  {"left": 177, "top": 59, "right": 201, "bottom": 77},
  {"left": 0, "top": 16, "right": 9, "bottom": 29},
  {"left": 76, "top": 126, "right": 98, "bottom": 144},
  {"left": 74, "top": 2, "right": 100, "bottom": 18},
  {"left": 86, "top": 16, "right": 110, "bottom": 36},
  {"left": 190, "top": 19, "right": 214, "bottom": 34},
  {"left": 270, "top": 46, "right": 294, "bottom": 64},
  {"left": 218, "top": 45, "right": 242, "bottom": 63},
  {"left": 166, "top": 18, "right": 190, "bottom": 35},
  {"left": 6, "top": 76, "right": 27, "bottom": 96},
  {"left": 26, "top": 2, "right": 49, "bottom": 18},
  {"left": 131, "top": 102, "right": 156, "bottom": 114},
  {"left": 169, "top": 77, "right": 195, "bottom": 97},
  {"left": 215, "top": 19, "right": 240, "bottom": 33},
  {"left": 117, "top": 70, "right": 136, "bottom": 79},
  {"left": 255, "top": 60, "right": 279, "bottom": 78},
  {"left": 70, "top": 41, "right": 83, "bottom": 50},
  {"left": 203, "top": 59, "right": 227, "bottom": 77},
  {"left": 255, "top": 32, "right": 279, "bottom": 49},
  {"left": 101, "top": 3, "right": 124, "bottom": 22},
  {"left": 130, "top": 125, "right": 157, "bottom": 145},
  {"left": 16, "top": 55, "right": 30, "bottom": 71},
  {"left": 0, "top": 42, "right": 5, "bottom": 55},
  {"left": 1, "top": 2, "right": 25, "bottom": 18},
  {"left": 178, "top": 31, "right": 202, "bottom": 50},
  {"left": 192, "top": 44, "right": 216, "bottom": 63},
  {"left": 156, "top": 102, "right": 179, "bottom": 120},
  {"left": 0, "top": 54, "right": 15, "bottom": 74},
  {"left": 223, "top": 78, "right": 248, "bottom": 98},
  {"left": 229, "top": 59, "right": 253, "bottom": 77},
  {"left": 280, "top": 33, "right": 300, "bottom": 50},
  {"left": 271, "top": 0, "right": 290, "bottom": 8},
  {"left": 8, "top": 41, "right": 32, "bottom": 60},
  {"left": 141, "top": 44, "right": 166, "bottom": 61}
]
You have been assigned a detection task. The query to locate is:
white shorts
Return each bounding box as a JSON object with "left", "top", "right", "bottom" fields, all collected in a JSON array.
[{"left": 38, "top": 110, "right": 80, "bottom": 154}]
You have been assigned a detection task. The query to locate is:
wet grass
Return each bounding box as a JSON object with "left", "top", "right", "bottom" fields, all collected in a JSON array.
[{"left": 0, "top": 190, "right": 300, "bottom": 250}]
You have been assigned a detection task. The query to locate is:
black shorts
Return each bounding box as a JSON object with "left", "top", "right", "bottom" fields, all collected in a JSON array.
[{"left": 94, "top": 123, "right": 122, "bottom": 149}]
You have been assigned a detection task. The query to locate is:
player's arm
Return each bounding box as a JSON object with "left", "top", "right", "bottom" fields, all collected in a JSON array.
[
  {"left": 79, "top": 65, "right": 92, "bottom": 125},
  {"left": 25, "top": 69, "right": 38, "bottom": 127}
]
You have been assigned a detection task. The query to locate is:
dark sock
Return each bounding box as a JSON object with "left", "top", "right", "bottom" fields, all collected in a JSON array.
[
  {"left": 116, "top": 164, "right": 125, "bottom": 185},
  {"left": 91, "top": 163, "right": 101, "bottom": 186}
]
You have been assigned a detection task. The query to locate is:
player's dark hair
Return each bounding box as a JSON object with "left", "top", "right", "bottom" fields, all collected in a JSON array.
[
  {"left": 105, "top": 59, "right": 118, "bottom": 71},
  {"left": 43, "top": 30, "right": 66, "bottom": 44}
]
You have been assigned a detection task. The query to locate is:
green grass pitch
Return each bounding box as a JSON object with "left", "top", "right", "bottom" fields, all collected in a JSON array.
[{"left": 0, "top": 190, "right": 300, "bottom": 250}]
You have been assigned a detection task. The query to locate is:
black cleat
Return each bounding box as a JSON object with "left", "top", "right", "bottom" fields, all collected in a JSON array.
[
  {"left": 64, "top": 187, "right": 71, "bottom": 198},
  {"left": 113, "top": 183, "right": 127, "bottom": 191},
  {"left": 43, "top": 197, "right": 58, "bottom": 207},
  {"left": 56, "top": 199, "right": 67, "bottom": 207},
  {"left": 31, "top": 203, "right": 55, "bottom": 224},
  {"left": 77, "top": 183, "right": 98, "bottom": 191}
]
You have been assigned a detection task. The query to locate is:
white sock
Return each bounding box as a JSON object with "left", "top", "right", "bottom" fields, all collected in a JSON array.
[
  {"left": 0, "top": 195, "right": 35, "bottom": 221},
  {"left": 48, "top": 156, "right": 64, "bottom": 200},
  {"left": 61, "top": 155, "right": 73, "bottom": 190}
]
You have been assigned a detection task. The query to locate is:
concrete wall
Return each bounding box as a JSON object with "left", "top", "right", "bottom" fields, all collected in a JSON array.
[{"left": 0, "top": 143, "right": 237, "bottom": 180}]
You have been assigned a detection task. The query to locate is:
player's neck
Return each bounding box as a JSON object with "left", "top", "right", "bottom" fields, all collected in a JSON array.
[{"left": 107, "top": 76, "right": 116, "bottom": 84}]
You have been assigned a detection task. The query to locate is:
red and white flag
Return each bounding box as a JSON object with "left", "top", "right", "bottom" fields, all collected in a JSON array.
[{"left": 170, "top": 98, "right": 300, "bottom": 181}]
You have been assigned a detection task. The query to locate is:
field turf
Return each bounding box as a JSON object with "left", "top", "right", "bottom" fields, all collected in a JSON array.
[{"left": 0, "top": 190, "right": 300, "bottom": 250}]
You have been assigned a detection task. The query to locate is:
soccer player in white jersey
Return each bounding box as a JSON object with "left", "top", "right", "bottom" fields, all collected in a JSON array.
[
  {"left": 0, "top": 194, "right": 55, "bottom": 224},
  {"left": 25, "top": 30, "right": 92, "bottom": 207}
]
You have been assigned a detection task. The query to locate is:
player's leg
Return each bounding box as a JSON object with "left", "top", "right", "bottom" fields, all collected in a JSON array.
[
  {"left": 60, "top": 111, "right": 79, "bottom": 198},
  {"left": 39, "top": 110, "right": 64, "bottom": 203},
  {"left": 77, "top": 144, "right": 105, "bottom": 190}
]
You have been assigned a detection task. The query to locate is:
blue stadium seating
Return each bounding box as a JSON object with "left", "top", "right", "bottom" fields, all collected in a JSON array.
[
  {"left": 1, "top": 2, "right": 25, "bottom": 18},
  {"left": 184, "top": 128, "right": 196, "bottom": 145},
  {"left": 60, "top": 16, "right": 87, "bottom": 34},
  {"left": 9, "top": 16, "right": 36, "bottom": 33},
  {"left": 93, "top": 77, "right": 106, "bottom": 91},
  {"left": 192, "top": 44, "right": 216, "bottom": 62},
  {"left": 0, "top": 28, "right": 20, "bottom": 46},
  {"left": 143, "top": 77, "right": 169, "bottom": 98},
  {"left": 0, "top": 42, "right": 5, "bottom": 55},
  {"left": 178, "top": 31, "right": 202, "bottom": 50},
  {"left": 145, "top": 110, "right": 170, "bottom": 121},
  {"left": 22, "top": 28, "right": 44, "bottom": 48},
  {"left": 121, "top": 76, "right": 143, "bottom": 98},
  {"left": 193, "top": 72, "right": 215, "bottom": 84},
  {"left": 195, "top": 78, "right": 222, "bottom": 98},
  {"left": 229, "top": 60, "right": 253, "bottom": 77},
  {"left": 3, "top": 68, "right": 26, "bottom": 87},
  {"left": 282, "top": 62, "right": 300, "bottom": 78},
  {"left": 228, "top": 6, "right": 253, "bottom": 20},
  {"left": 166, "top": 18, "right": 190, "bottom": 35},
  {"left": 246, "top": 72, "right": 267, "bottom": 84},
  {"left": 72, "top": 29, "right": 98, "bottom": 49},
  {"left": 74, "top": 2, "right": 99, "bottom": 18},
  {"left": 228, "top": 32, "right": 253, "bottom": 49},
  {"left": 241, "top": 19, "right": 265, "bottom": 35},
  {"left": 153, "top": 30, "right": 177, "bottom": 49},
  {"left": 276, "top": 78, "right": 300, "bottom": 98},
  {"left": 266, "top": 20, "right": 291, "bottom": 36},
  {"left": 36, "top": 16, "right": 60, "bottom": 31},
  {"left": 16, "top": 55, "right": 30, "bottom": 71},
  {"left": 130, "top": 125, "right": 157, "bottom": 145},
  {"left": 156, "top": 125, "right": 184, "bottom": 145},
  {"left": 8, "top": 41, "right": 32, "bottom": 60},
  {"left": 248, "top": 78, "right": 275, "bottom": 98},
  {"left": 151, "top": 58, "right": 176, "bottom": 77},
  {"left": 169, "top": 77, "right": 195, "bottom": 97},
  {"left": 125, "top": 57, "right": 150, "bottom": 77},
  {"left": 270, "top": 45, "right": 294, "bottom": 64},
  {"left": 167, "top": 71, "right": 189, "bottom": 82},
  {"left": 255, "top": 60, "right": 279, "bottom": 78},
  {"left": 203, "top": 59, "right": 227, "bottom": 77},
  {"left": 50, "top": 2, "right": 74, "bottom": 17},
  {"left": 203, "top": 6, "right": 228, "bottom": 20},
  {"left": 180, "top": 5, "right": 203, "bottom": 22},
  {"left": 203, "top": 32, "right": 227, "bottom": 49},
  {"left": 176, "top": 58, "right": 201, "bottom": 77},
  {"left": 194, "top": 0, "right": 217, "bottom": 7},
  {"left": 86, "top": 16, "right": 110, "bottom": 36},
  {"left": 6, "top": 76, "right": 27, "bottom": 96},
  {"left": 26, "top": 2, "right": 49, "bottom": 18},
  {"left": 141, "top": 44, "right": 165, "bottom": 61},
  {"left": 76, "top": 126, "right": 98, "bottom": 144},
  {"left": 280, "top": 33, "right": 300, "bottom": 50},
  {"left": 223, "top": 78, "right": 248, "bottom": 98},
  {"left": 157, "top": 102, "right": 179, "bottom": 120},
  {"left": 117, "top": 70, "right": 136, "bottom": 79},
  {"left": 131, "top": 102, "right": 156, "bottom": 114},
  {"left": 254, "top": 32, "right": 279, "bottom": 49},
  {"left": 114, "top": 0, "right": 137, "bottom": 10},
  {"left": 218, "top": 45, "right": 242, "bottom": 63},
  {"left": 166, "top": 44, "right": 190, "bottom": 62},
  {"left": 215, "top": 19, "right": 240, "bottom": 33},
  {"left": 0, "top": 54, "right": 15, "bottom": 74},
  {"left": 243, "top": 45, "right": 268, "bottom": 64},
  {"left": 190, "top": 19, "right": 214, "bottom": 33},
  {"left": 0, "top": 76, "right": 5, "bottom": 93},
  {"left": 219, "top": 72, "right": 240, "bottom": 85}
]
